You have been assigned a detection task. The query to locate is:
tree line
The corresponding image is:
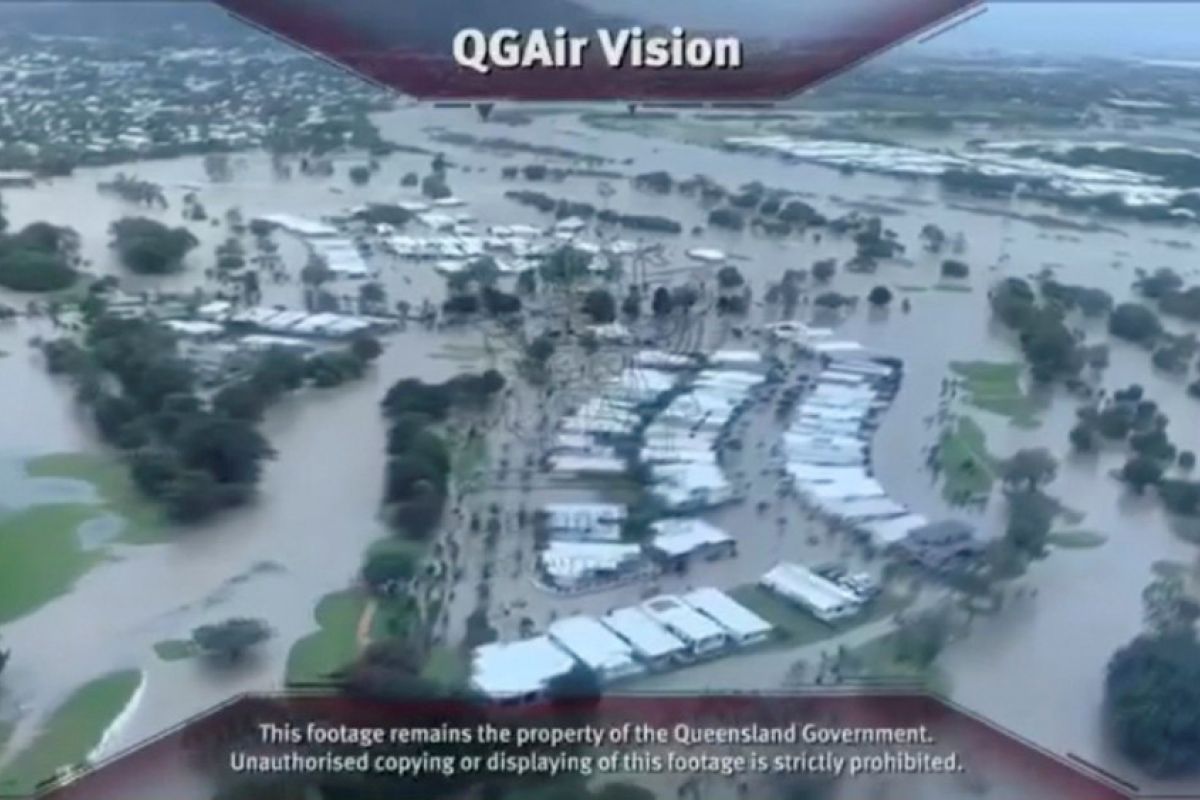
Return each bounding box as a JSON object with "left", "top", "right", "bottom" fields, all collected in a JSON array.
[{"left": 40, "top": 292, "right": 383, "bottom": 522}]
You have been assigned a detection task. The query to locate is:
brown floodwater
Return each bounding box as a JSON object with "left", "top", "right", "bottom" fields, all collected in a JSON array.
[{"left": 0, "top": 107, "right": 1196, "bottom": 795}]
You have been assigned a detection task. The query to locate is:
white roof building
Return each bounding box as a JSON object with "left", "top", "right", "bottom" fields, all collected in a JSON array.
[
  {"left": 470, "top": 636, "right": 578, "bottom": 699},
  {"left": 165, "top": 320, "right": 224, "bottom": 337},
  {"left": 539, "top": 541, "right": 644, "bottom": 589},
  {"left": 640, "top": 595, "right": 729, "bottom": 656},
  {"left": 255, "top": 214, "right": 338, "bottom": 237},
  {"left": 682, "top": 588, "right": 772, "bottom": 645},
  {"left": 760, "top": 562, "right": 863, "bottom": 623},
  {"left": 547, "top": 617, "right": 644, "bottom": 683},
  {"left": 634, "top": 350, "right": 699, "bottom": 370},
  {"left": 649, "top": 519, "right": 735, "bottom": 559},
  {"left": 601, "top": 607, "right": 688, "bottom": 664},
  {"left": 708, "top": 350, "right": 762, "bottom": 368},
  {"left": 867, "top": 513, "right": 929, "bottom": 547},
  {"left": 549, "top": 454, "right": 628, "bottom": 474}
]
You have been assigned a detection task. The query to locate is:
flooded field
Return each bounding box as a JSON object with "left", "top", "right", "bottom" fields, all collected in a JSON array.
[{"left": 0, "top": 105, "right": 1198, "bottom": 794}]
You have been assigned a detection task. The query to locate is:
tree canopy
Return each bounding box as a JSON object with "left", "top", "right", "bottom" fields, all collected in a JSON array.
[
  {"left": 192, "top": 618, "right": 271, "bottom": 662},
  {"left": 109, "top": 217, "right": 198, "bottom": 274},
  {"left": 1106, "top": 632, "right": 1200, "bottom": 777}
]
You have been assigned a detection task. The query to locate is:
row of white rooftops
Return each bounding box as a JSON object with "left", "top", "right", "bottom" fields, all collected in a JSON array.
[
  {"left": 723, "top": 136, "right": 1191, "bottom": 211},
  {"left": 784, "top": 356, "right": 929, "bottom": 548},
  {"left": 469, "top": 587, "right": 772, "bottom": 699},
  {"left": 386, "top": 217, "right": 650, "bottom": 265},
  {"left": 537, "top": 513, "right": 734, "bottom": 591},
  {"left": 548, "top": 360, "right": 682, "bottom": 475},
  {"left": 642, "top": 352, "right": 768, "bottom": 510},
  {"left": 308, "top": 237, "right": 371, "bottom": 279},
  {"left": 765, "top": 321, "right": 871, "bottom": 356},
  {"left": 547, "top": 350, "right": 768, "bottom": 512},
  {"left": 192, "top": 301, "right": 381, "bottom": 338}
]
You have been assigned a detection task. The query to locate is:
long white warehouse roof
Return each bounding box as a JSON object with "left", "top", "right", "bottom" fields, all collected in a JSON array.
[
  {"left": 601, "top": 607, "right": 687, "bottom": 660},
  {"left": 683, "top": 588, "right": 772, "bottom": 641},
  {"left": 641, "top": 595, "right": 727, "bottom": 644},
  {"left": 547, "top": 616, "right": 643, "bottom": 679},
  {"left": 760, "top": 562, "right": 862, "bottom": 617}
]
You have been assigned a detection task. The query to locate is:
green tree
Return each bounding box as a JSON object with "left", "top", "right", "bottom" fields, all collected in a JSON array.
[
  {"left": 940, "top": 259, "right": 969, "bottom": 279},
  {"left": 0, "top": 248, "right": 77, "bottom": 292},
  {"left": 539, "top": 246, "right": 591, "bottom": 287},
  {"left": 1070, "top": 423, "right": 1096, "bottom": 452},
  {"left": 651, "top": 287, "right": 673, "bottom": 317},
  {"left": 129, "top": 447, "right": 183, "bottom": 498},
  {"left": 176, "top": 414, "right": 275, "bottom": 485},
  {"left": 525, "top": 335, "right": 556, "bottom": 367},
  {"left": 546, "top": 663, "right": 602, "bottom": 703},
  {"left": 109, "top": 217, "right": 198, "bottom": 274},
  {"left": 1105, "top": 633, "right": 1200, "bottom": 777},
  {"left": 251, "top": 348, "right": 308, "bottom": 397},
  {"left": 1109, "top": 303, "right": 1163, "bottom": 344},
  {"left": 192, "top": 618, "right": 272, "bottom": 662},
  {"left": 350, "top": 334, "right": 384, "bottom": 363},
  {"left": 999, "top": 448, "right": 1058, "bottom": 491},
  {"left": 1143, "top": 575, "right": 1200, "bottom": 637},
  {"left": 716, "top": 265, "right": 745, "bottom": 290},
  {"left": 1004, "top": 489, "right": 1055, "bottom": 559},
  {"left": 867, "top": 285, "right": 893, "bottom": 307},
  {"left": 213, "top": 381, "right": 268, "bottom": 422},
  {"left": 893, "top": 603, "right": 955, "bottom": 667},
  {"left": 362, "top": 549, "right": 418, "bottom": 593},
  {"left": 582, "top": 288, "right": 617, "bottom": 324},
  {"left": 812, "top": 259, "right": 836, "bottom": 283},
  {"left": 1123, "top": 455, "right": 1165, "bottom": 493}
]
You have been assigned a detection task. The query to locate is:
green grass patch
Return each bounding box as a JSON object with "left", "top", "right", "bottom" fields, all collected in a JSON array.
[
  {"left": 285, "top": 589, "right": 368, "bottom": 685},
  {"left": 844, "top": 634, "right": 951, "bottom": 695},
  {"left": 152, "top": 639, "right": 198, "bottom": 662},
  {"left": 0, "top": 670, "right": 141, "bottom": 795},
  {"left": 933, "top": 283, "right": 974, "bottom": 294},
  {"left": 421, "top": 645, "right": 470, "bottom": 689},
  {"left": 449, "top": 434, "right": 488, "bottom": 494},
  {"left": 950, "top": 361, "right": 1042, "bottom": 429},
  {"left": 895, "top": 285, "right": 930, "bottom": 293},
  {"left": 0, "top": 720, "right": 12, "bottom": 762},
  {"left": 26, "top": 453, "right": 164, "bottom": 544},
  {"left": 1048, "top": 530, "right": 1107, "bottom": 549},
  {"left": 0, "top": 453, "right": 167, "bottom": 624},
  {"left": 0, "top": 504, "right": 108, "bottom": 626},
  {"left": 936, "top": 415, "right": 997, "bottom": 503},
  {"left": 729, "top": 585, "right": 914, "bottom": 648},
  {"left": 369, "top": 596, "right": 418, "bottom": 642}
]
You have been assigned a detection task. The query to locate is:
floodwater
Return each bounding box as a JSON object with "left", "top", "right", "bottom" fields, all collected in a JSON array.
[{"left": 0, "top": 106, "right": 1197, "bottom": 793}]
